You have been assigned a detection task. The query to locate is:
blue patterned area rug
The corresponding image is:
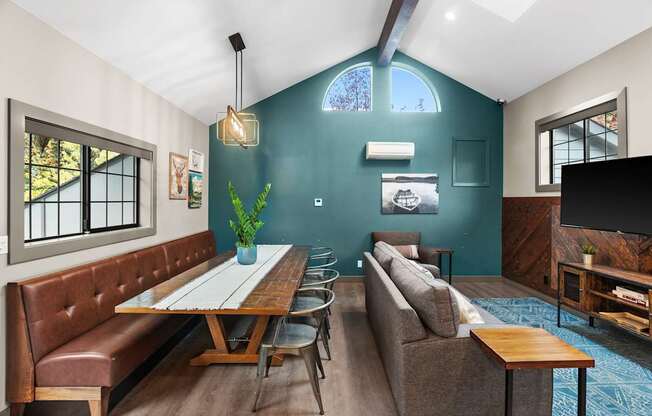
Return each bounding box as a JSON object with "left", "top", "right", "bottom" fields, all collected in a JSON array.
[{"left": 471, "top": 297, "right": 652, "bottom": 416}]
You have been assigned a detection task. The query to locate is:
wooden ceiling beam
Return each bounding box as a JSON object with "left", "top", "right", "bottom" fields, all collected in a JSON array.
[{"left": 377, "top": 0, "right": 419, "bottom": 66}]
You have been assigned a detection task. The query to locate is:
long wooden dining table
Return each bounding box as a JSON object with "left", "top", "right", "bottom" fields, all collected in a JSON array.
[{"left": 115, "top": 246, "right": 310, "bottom": 366}]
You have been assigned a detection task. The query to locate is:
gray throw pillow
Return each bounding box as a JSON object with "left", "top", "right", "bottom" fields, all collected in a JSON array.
[
  {"left": 418, "top": 263, "right": 441, "bottom": 279},
  {"left": 389, "top": 256, "right": 460, "bottom": 337},
  {"left": 373, "top": 241, "right": 404, "bottom": 271}
]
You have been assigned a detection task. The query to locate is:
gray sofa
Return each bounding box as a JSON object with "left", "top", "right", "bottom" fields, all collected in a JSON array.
[{"left": 364, "top": 252, "right": 553, "bottom": 416}]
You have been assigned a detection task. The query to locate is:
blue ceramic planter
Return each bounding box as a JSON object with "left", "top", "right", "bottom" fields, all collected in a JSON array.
[{"left": 237, "top": 245, "right": 257, "bottom": 265}]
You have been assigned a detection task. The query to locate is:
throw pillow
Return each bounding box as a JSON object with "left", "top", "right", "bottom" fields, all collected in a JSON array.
[
  {"left": 393, "top": 244, "right": 419, "bottom": 259},
  {"left": 449, "top": 286, "right": 485, "bottom": 324},
  {"left": 408, "top": 260, "right": 436, "bottom": 280},
  {"left": 389, "top": 256, "right": 460, "bottom": 337},
  {"left": 418, "top": 263, "right": 441, "bottom": 279},
  {"left": 373, "top": 241, "right": 405, "bottom": 271}
]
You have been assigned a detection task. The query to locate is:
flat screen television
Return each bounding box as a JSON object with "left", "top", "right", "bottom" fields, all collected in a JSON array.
[{"left": 561, "top": 156, "right": 652, "bottom": 235}]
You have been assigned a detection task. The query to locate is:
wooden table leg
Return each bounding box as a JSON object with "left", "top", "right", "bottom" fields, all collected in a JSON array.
[
  {"left": 206, "top": 315, "right": 229, "bottom": 353},
  {"left": 246, "top": 316, "right": 270, "bottom": 354},
  {"left": 190, "top": 315, "right": 283, "bottom": 366}
]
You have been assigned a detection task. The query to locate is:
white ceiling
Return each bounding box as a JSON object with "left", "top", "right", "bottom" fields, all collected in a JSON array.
[{"left": 12, "top": 0, "right": 652, "bottom": 125}]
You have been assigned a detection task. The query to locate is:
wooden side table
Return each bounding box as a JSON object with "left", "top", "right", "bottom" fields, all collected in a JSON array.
[{"left": 470, "top": 327, "right": 595, "bottom": 416}]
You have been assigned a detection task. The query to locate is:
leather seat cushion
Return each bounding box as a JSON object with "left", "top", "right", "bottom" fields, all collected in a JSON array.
[{"left": 35, "top": 314, "right": 190, "bottom": 387}]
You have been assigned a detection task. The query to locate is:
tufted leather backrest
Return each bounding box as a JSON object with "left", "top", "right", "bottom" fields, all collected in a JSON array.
[
  {"left": 19, "top": 231, "right": 215, "bottom": 363},
  {"left": 162, "top": 230, "right": 216, "bottom": 276}
]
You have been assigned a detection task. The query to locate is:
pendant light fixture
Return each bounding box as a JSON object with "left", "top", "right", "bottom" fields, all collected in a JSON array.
[{"left": 217, "top": 32, "right": 259, "bottom": 148}]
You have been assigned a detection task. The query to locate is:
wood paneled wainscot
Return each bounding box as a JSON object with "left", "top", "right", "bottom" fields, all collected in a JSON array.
[{"left": 503, "top": 197, "right": 652, "bottom": 296}]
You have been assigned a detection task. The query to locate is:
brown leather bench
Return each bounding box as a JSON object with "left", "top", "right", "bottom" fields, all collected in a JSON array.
[{"left": 7, "top": 231, "right": 217, "bottom": 416}]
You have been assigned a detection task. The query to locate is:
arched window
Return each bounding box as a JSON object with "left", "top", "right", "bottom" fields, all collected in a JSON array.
[
  {"left": 391, "top": 65, "right": 440, "bottom": 112},
  {"left": 323, "top": 64, "right": 372, "bottom": 112}
]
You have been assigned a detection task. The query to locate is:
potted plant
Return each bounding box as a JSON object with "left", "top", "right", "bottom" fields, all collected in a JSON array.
[
  {"left": 227, "top": 181, "right": 272, "bottom": 265},
  {"left": 581, "top": 243, "right": 597, "bottom": 266}
]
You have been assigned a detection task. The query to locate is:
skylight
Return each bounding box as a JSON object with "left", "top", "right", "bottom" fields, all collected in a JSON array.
[{"left": 471, "top": 0, "right": 537, "bottom": 23}]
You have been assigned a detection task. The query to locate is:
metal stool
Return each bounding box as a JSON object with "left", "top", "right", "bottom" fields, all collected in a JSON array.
[
  {"left": 301, "top": 268, "right": 340, "bottom": 290},
  {"left": 307, "top": 253, "right": 337, "bottom": 270},
  {"left": 301, "top": 268, "right": 339, "bottom": 340},
  {"left": 253, "top": 288, "right": 335, "bottom": 415},
  {"left": 310, "top": 246, "right": 334, "bottom": 259},
  {"left": 290, "top": 283, "right": 337, "bottom": 361}
]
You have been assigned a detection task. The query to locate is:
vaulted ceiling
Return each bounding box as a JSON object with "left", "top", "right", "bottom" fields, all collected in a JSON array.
[{"left": 12, "top": 0, "right": 652, "bottom": 125}]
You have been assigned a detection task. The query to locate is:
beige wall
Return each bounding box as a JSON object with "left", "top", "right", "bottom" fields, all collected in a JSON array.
[
  {"left": 0, "top": 0, "right": 209, "bottom": 409},
  {"left": 504, "top": 26, "right": 652, "bottom": 197}
]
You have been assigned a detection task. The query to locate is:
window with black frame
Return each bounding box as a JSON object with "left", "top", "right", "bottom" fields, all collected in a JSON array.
[
  {"left": 23, "top": 133, "right": 139, "bottom": 243},
  {"left": 544, "top": 110, "right": 619, "bottom": 184},
  {"left": 535, "top": 89, "right": 627, "bottom": 192}
]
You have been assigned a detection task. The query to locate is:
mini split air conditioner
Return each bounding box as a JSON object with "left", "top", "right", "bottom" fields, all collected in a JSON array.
[{"left": 366, "top": 141, "right": 415, "bottom": 160}]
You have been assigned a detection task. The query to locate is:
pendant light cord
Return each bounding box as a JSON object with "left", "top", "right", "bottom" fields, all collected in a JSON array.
[
  {"left": 234, "top": 49, "right": 244, "bottom": 112},
  {"left": 240, "top": 50, "right": 244, "bottom": 111}
]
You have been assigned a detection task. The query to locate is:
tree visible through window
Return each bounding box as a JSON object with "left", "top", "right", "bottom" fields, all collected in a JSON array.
[
  {"left": 23, "top": 132, "right": 139, "bottom": 242},
  {"left": 323, "top": 65, "right": 372, "bottom": 111},
  {"left": 391, "top": 66, "right": 438, "bottom": 112}
]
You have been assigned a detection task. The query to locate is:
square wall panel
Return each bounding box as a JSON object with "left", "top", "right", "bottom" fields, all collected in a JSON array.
[{"left": 452, "top": 137, "right": 490, "bottom": 187}]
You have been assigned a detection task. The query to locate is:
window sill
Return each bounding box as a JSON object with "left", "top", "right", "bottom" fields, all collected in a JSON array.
[
  {"left": 11, "top": 225, "right": 156, "bottom": 264},
  {"left": 536, "top": 184, "right": 561, "bottom": 192}
]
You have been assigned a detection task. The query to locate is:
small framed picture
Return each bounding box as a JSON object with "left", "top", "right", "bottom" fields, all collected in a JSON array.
[
  {"left": 169, "top": 153, "right": 189, "bottom": 200},
  {"left": 188, "top": 171, "right": 203, "bottom": 209},
  {"left": 189, "top": 149, "right": 204, "bottom": 173}
]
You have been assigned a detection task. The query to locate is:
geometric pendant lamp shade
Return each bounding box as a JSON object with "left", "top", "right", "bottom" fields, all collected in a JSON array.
[{"left": 217, "top": 111, "right": 259, "bottom": 147}]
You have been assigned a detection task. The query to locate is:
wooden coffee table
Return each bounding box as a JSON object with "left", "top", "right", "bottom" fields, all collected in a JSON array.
[{"left": 470, "top": 327, "right": 595, "bottom": 416}]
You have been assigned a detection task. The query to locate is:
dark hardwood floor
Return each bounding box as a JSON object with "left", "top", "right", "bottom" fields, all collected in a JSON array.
[{"left": 24, "top": 278, "right": 535, "bottom": 416}]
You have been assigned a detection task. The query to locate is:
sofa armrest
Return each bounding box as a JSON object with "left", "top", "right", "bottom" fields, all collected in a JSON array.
[
  {"left": 417, "top": 246, "right": 452, "bottom": 266},
  {"left": 364, "top": 253, "right": 426, "bottom": 344},
  {"left": 396, "top": 334, "right": 552, "bottom": 416},
  {"left": 6, "top": 283, "right": 35, "bottom": 403}
]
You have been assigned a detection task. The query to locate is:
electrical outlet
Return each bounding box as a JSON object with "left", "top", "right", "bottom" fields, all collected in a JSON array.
[
  {"left": 314, "top": 198, "right": 323, "bottom": 207},
  {"left": 0, "top": 235, "right": 8, "bottom": 255},
  {"left": 357, "top": 260, "right": 363, "bottom": 268}
]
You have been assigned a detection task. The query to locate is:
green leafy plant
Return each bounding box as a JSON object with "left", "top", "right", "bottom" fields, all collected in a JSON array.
[
  {"left": 227, "top": 181, "right": 272, "bottom": 248},
  {"left": 581, "top": 243, "right": 597, "bottom": 255}
]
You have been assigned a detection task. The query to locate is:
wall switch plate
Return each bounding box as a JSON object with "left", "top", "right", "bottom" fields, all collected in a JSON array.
[
  {"left": 0, "top": 235, "right": 8, "bottom": 255},
  {"left": 357, "top": 260, "right": 363, "bottom": 268},
  {"left": 314, "top": 198, "right": 323, "bottom": 207}
]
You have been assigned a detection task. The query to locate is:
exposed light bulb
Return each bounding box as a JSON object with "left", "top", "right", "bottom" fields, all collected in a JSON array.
[{"left": 445, "top": 11, "right": 456, "bottom": 21}]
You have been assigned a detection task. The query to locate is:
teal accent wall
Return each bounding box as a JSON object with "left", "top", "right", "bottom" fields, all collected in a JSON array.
[{"left": 209, "top": 49, "right": 503, "bottom": 276}]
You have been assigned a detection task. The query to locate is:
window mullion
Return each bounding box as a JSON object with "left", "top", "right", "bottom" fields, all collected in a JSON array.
[
  {"left": 82, "top": 145, "right": 90, "bottom": 233},
  {"left": 29, "top": 134, "right": 33, "bottom": 241},
  {"left": 57, "top": 140, "right": 61, "bottom": 237},
  {"left": 583, "top": 119, "right": 588, "bottom": 163},
  {"left": 548, "top": 131, "right": 553, "bottom": 184}
]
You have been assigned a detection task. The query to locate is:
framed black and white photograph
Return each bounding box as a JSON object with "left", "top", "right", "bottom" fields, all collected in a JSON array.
[
  {"left": 188, "top": 149, "right": 204, "bottom": 173},
  {"left": 381, "top": 173, "right": 439, "bottom": 214}
]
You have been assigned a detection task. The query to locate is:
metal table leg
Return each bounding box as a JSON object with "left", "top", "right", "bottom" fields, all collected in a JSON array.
[
  {"left": 448, "top": 252, "right": 453, "bottom": 285},
  {"left": 557, "top": 263, "right": 561, "bottom": 327},
  {"left": 578, "top": 368, "right": 587, "bottom": 416},
  {"left": 505, "top": 369, "right": 513, "bottom": 416}
]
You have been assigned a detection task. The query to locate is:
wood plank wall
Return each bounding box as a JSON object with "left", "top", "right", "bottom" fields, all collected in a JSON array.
[
  {"left": 503, "top": 197, "right": 652, "bottom": 296},
  {"left": 502, "top": 197, "right": 559, "bottom": 297}
]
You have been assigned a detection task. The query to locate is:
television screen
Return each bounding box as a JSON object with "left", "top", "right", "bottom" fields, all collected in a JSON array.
[{"left": 560, "top": 156, "right": 652, "bottom": 235}]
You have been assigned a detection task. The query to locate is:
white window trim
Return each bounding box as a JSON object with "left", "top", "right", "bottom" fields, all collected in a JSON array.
[
  {"left": 534, "top": 88, "right": 628, "bottom": 193},
  {"left": 8, "top": 99, "right": 157, "bottom": 264},
  {"left": 322, "top": 63, "right": 374, "bottom": 112},
  {"left": 390, "top": 62, "right": 441, "bottom": 113}
]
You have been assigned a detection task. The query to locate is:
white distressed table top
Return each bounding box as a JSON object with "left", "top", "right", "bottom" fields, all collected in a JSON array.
[{"left": 151, "top": 244, "right": 293, "bottom": 311}]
